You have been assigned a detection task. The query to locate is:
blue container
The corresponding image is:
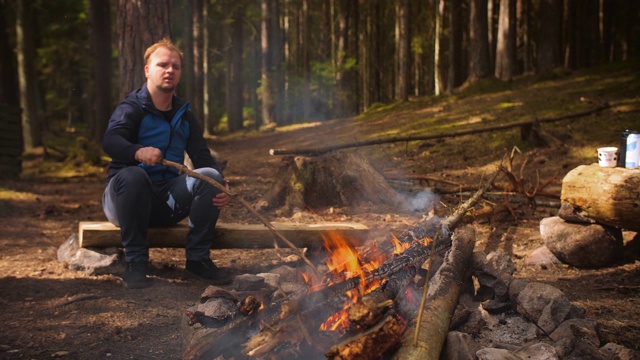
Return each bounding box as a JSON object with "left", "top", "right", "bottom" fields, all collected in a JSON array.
[{"left": 626, "top": 133, "right": 640, "bottom": 168}]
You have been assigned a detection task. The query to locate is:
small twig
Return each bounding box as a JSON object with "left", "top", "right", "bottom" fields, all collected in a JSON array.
[
  {"left": 161, "top": 159, "right": 320, "bottom": 276},
  {"left": 296, "top": 315, "right": 313, "bottom": 345},
  {"left": 53, "top": 294, "right": 103, "bottom": 308}
]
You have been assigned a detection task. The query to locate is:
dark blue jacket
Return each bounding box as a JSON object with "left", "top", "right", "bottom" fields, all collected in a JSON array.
[{"left": 103, "top": 84, "right": 222, "bottom": 183}]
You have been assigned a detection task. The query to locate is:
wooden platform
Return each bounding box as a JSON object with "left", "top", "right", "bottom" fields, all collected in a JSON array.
[{"left": 78, "top": 221, "right": 370, "bottom": 249}]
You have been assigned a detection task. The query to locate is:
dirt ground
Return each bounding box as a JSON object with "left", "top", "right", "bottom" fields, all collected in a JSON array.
[{"left": 2, "top": 71, "right": 640, "bottom": 359}]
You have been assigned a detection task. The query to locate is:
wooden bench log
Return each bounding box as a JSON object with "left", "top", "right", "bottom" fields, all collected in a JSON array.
[
  {"left": 561, "top": 164, "right": 640, "bottom": 232},
  {"left": 79, "top": 221, "right": 370, "bottom": 249}
]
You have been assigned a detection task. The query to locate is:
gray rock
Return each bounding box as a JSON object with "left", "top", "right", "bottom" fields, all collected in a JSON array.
[
  {"left": 476, "top": 347, "right": 522, "bottom": 360},
  {"left": 600, "top": 342, "right": 639, "bottom": 360},
  {"left": 256, "top": 272, "right": 281, "bottom": 287},
  {"left": 540, "top": 216, "right": 623, "bottom": 268},
  {"left": 513, "top": 342, "right": 559, "bottom": 360},
  {"left": 524, "top": 246, "right": 562, "bottom": 266},
  {"left": 516, "top": 282, "right": 574, "bottom": 333},
  {"left": 550, "top": 318, "right": 600, "bottom": 347},
  {"left": 58, "top": 234, "right": 121, "bottom": 275},
  {"left": 441, "top": 331, "right": 482, "bottom": 360},
  {"left": 233, "top": 274, "right": 267, "bottom": 291}
]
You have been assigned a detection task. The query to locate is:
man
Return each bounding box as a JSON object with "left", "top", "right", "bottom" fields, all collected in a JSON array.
[{"left": 102, "top": 38, "right": 231, "bottom": 289}]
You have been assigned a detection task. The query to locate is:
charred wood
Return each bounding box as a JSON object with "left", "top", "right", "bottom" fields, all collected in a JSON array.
[{"left": 326, "top": 313, "right": 404, "bottom": 360}]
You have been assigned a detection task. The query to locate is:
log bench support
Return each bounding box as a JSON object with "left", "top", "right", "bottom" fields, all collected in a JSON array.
[{"left": 78, "top": 221, "right": 370, "bottom": 249}]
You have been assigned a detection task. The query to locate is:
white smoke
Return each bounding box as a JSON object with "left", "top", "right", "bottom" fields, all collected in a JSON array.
[{"left": 409, "top": 189, "right": 439, "bottom": 213}]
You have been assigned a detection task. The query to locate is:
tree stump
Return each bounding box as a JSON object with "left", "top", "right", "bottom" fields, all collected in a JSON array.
[
  {"left": 256, "top": 152, "right": 407, "bottom": 215},
  {"left": 560, "top": 164, "right": 640, "bottom": 232}
]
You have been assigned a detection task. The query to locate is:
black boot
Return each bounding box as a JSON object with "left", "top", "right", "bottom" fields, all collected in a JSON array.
[
  {"left": 186, "top": 259, "right": 232, "bottom": 285},
  {"left": 123, "top": 261, "right": 152, "bottom": 289}
]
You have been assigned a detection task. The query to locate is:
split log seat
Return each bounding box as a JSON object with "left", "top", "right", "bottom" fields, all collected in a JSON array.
[
  {"left": 561, "top": 164, "right": 640, "bottom": 232},
  {"left": 78, "top": 221, "right": 370, "bottom": 249}
]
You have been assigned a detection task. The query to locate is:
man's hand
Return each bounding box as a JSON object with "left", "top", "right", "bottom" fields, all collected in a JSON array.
[
  {"left": 213, "top": 192, "right": 230, "bottom": 209},
  {"left": 135, "top": 147, "right": 162, "bottom": 165}
]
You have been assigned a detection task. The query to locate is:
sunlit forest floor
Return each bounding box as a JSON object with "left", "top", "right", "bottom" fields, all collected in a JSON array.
[{"left": 1, "top": 60, "right": 639, "bottom": 359}]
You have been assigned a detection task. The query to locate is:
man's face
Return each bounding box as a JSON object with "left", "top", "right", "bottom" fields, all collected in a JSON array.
[{"left": 144, "top": 47, "right": 181, "bottom": 93}]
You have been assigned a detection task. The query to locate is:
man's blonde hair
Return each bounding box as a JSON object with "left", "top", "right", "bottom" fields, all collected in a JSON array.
[{"left": 144, "top": 37, "right": 183, "bottom": 66}]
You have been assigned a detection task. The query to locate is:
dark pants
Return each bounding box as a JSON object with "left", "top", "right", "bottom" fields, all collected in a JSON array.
[{"left": 102, "top": 166, "right": 223, "bottom": 263}]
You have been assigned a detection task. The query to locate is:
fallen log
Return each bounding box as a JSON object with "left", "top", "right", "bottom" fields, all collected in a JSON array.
[
  {"left": 269, "top": 104, "right": 610, "bottom": 156},
  {"left": 393, "top": 225, "right": 476, "bottom": 360},
  {"left": 78, "top": 221, "right": 369, "bottom": 249},
  {"left": 560, "top": 164, "right": 640, "bottom": 232}
]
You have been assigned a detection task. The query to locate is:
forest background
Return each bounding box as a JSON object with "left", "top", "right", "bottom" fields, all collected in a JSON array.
[
  {"left": 1, "top": 1, "right": 640, "bottom": 358},
  {"left": 1, "top": 0, "right": 639, "bottom": 178}
]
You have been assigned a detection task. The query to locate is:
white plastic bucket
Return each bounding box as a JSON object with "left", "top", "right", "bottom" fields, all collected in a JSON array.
[{"left": 597, "top": 147, "right": 618, "bottom": 167}]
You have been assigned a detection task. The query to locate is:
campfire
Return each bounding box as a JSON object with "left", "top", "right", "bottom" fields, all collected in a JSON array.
[{"left": 182, "top": 183, "right": 484, "bottom": 360}]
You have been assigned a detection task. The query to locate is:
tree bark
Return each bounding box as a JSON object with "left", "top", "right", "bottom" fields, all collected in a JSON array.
[
  {"left": 468, "top": 0, "right": 491, "bottom": 83},
  {"left": 116, "top": 0, "right": 171, "bottom": 100},
  {"left": 560, "top": 164, "right": 640, "bottom": 232},
  {"left": 395, "top": 0, "right": 409, "bottom": 102},
  {"left": 192, "top": 0, "right": 205, "bottom": 126},
  {"left": 88, "top": 0, "right": 112, "bottom": 144},
  {"left": 434, "top": 0, "right": 445, "bottom": 95},
  {"left": 0, "top": 1, "right": 22, "bottom": 177},
  {"left": 227, "top": 4, "right": 245, "bottom": 132},
  {"left": 535, "top": 0, "right": 562, "bottom": 75},
  {"left": 260, "top": 0, "right": 276, "bottom": 128},
  {"left": 16, "top": 0, "right": 41, "bottom": 151},
  {"left": 447, "top": 0, "right": 463, "bottom": 92},
  {"left": 494, "top": 0, "right": 517, "bottom": 80},
  {"left": 393, "top": 225, "right": 476, "bottom": 360}
]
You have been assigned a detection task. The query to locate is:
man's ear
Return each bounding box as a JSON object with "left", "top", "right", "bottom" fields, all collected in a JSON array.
[{"left": 144, "top": 65, "right": 149, "bottom": 78}]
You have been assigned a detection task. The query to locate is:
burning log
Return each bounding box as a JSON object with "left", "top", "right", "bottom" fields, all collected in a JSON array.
[
  {"left": 393, "top": 225, "right": 476, "bottom": 360},
  {"left": 326, "top": 312, "right": 404, "bottom": 360}
]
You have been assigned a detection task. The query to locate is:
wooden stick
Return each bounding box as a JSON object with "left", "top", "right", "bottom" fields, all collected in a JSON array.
[{"left": 161, "top": 159, "right": 320, "bottom": 275}]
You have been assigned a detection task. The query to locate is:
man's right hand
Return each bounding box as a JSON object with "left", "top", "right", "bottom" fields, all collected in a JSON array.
[{"left": 135, "top": 147, "right": 162, "bottom": 165}]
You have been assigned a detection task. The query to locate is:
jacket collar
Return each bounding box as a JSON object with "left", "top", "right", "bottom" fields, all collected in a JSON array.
[{"left": 133, "top": 83, "right": 185, "bottom": 113}]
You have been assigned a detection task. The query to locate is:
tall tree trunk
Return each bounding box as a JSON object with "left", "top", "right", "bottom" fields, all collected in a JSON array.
[
  {"left": 434, "top": 0, "right": 445, "bottom": 95},
  {"left": 261, "top": 0, "right": 276, "bottom": 127},
  {"left": 0, "top": 0, "right": 23, "bottom": 177},
  {"left": 16, "top": 0, "right": 41, "bottom": 151},
  {"left": 494, "top": 0, "right": 516, "bottom": 80},
  {"left": 488, "top": 0, "right": 497, "bottom": 70},
  {"left": 192, "top": 0, "right": 205, "bottom": 126},
  {"left": 517, "top": 0, "right": 533, "bottom": 73},
  {"left": 600, "top": 0, "right": 614, "bottom": 63},
  {"left": 301, "top": 0, "right": 311, "bottom": 120},
  {"left": 536, "top": 0, "right": 562, "bottom": 75},
  {"left": 447, "top": 0, "right": 463, "bottom": 92},
  {"left": 116, "top": 0, "right": 171, "bottom": 100},
  {"left": 202, "top": 0, "right": 212, "bottom": 135},
  {"left": 360, "top": 0, "right": 374, "bottom": 109},
  {"left": 228, "top": 4, "right": 245, "bottom": 132},
  {"left": 88, "top": 0, "right": 112, "bottom": 143},
  {"left": 183, "top": 0, "right": 194, "bottom": 111},
  {"left": 468, "top": 0, "right": 491, "bottom": 83},
  {"left": 395, "top": 0, "right": 409, "bottom": 101}
]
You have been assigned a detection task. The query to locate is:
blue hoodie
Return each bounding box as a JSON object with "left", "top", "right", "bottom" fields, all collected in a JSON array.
[{"left": 103, "top": 84, "right": 222, "bottom": 183}]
